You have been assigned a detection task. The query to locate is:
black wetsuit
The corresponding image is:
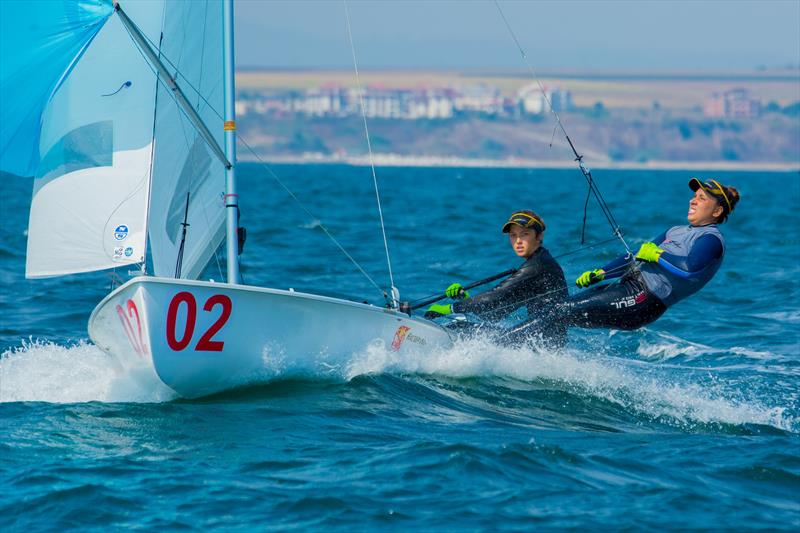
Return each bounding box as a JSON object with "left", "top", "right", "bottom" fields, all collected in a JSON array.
[
  {"left": 501, "top": 224, "right": 726, "bottom": 344},
  {"left": 451, "top": 247, "right": 568, "bottom": 347},
  {"left": 501, "top": 269, "right": 667, "bottom": 345}
]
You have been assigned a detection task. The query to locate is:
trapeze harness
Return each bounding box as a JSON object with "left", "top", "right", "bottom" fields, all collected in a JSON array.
[
  {"left": 450, "top": 247, "right": 569, "bottom": 346},
  {"left": 502, "top": 224, "right": 726, "bottom": 343}
]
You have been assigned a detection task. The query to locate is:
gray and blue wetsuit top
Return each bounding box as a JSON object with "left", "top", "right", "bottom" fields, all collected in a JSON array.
[{"left": 602, "top": 224, "right": 725, "bottom": 308}]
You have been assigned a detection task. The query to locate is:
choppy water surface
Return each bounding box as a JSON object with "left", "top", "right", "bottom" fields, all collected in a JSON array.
[{"left": 1, "top": 165, "right": 799, "bottom": 529}]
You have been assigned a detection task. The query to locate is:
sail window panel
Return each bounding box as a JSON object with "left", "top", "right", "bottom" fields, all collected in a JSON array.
[
  {"left": 165, "top": 137, "right": 214, "bottom": 246},
  {"left": 37, "top": 121, "right": 113, "bottom": 185}
]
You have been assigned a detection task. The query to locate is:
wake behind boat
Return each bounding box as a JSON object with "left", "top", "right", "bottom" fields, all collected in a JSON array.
[{"left": 1, "top": 0, "right": 452, "bottom": 398}]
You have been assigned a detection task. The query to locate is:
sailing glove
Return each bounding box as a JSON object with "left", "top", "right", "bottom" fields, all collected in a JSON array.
[
  {"left": 635, "top": 242, "right": 664, "bottom": 263},
  {"left": 575, "top": 269, "right": 605, "bottom": 288},
  {"left": 424, "top": 303, "right": 452, "bottom": 318},
  {"left": 445, "top": 283, "right": 470, "bottom": 300}
]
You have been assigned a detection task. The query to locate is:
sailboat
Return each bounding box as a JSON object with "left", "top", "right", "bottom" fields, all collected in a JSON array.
[{"left": 1, "top": 0, "right": 453, "bottom": 398}]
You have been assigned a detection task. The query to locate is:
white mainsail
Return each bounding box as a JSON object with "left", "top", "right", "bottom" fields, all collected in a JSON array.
[{"left": 147, "top": 0, "right": 227, "bottom": 280}]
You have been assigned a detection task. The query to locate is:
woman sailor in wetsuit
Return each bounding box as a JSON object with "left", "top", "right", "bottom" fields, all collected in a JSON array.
[
  {"left": 426, "top": 210, "right": 568, "bottom": 346},
  {"left": 502, "top": 178, "right": 740, "bottom": 342}
]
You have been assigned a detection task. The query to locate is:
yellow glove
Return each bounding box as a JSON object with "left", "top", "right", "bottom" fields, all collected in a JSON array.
[
  {"left": 424, "top": 303, "right": 452, "bottom": 318},
  {"left": 635, "top": 242, "right": 664, "bottom": 263},
  {"left": 575, "top": 269, "right": 605, "bottom": 288},
  {"left": 445, "top": 283, "right": 470, "bottom": 300}
]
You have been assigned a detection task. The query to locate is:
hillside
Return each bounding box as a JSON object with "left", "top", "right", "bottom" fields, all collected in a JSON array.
[{"left": 238, "top": 110, "right": 800, "bottom": 167}]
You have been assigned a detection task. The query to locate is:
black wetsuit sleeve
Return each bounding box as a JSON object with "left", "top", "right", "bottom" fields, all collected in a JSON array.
[
  {"left": 658, "top": 234, "right": 723, "bottom": 278},
  {"left": 452, "top": 265, "right": 540, "bottom": 320}
]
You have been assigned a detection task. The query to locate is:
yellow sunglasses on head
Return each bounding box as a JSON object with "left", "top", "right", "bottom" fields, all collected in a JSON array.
[
  {"left": 508, "top": 212, "right": 544, "bottom": 231},
  {"left": 706, "top": 179, "right": 732, "bottom": 213}
]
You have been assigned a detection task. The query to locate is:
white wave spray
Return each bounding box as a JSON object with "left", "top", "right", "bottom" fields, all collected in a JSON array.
[
  {"left": 1, "top": 336, "right": 795, "bottom": 433},
  {"left": 344, "top": 337, "right": 798, "bottom": 433},
  {"left": 0, "top": 340, "right": 175, "bottom": 403}
]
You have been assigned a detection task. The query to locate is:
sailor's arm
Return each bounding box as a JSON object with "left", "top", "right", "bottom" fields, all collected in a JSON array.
[
  {"left": 453, "top": 265, "right": 538, "bottom": 319},
  {"left": 655, "top": 234, "right": 723, "bottom": 278},
  {"left": 576, "top": 231, "right": 668, "bottom": 287}
]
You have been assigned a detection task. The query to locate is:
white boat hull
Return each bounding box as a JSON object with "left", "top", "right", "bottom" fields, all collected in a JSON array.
[{"left": 88, "top": 277, "right": 453, "bottom": 398}]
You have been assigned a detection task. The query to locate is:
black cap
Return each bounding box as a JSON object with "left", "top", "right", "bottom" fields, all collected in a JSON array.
[
  {"left": 501, "top": 210, "right": 545, "bottom": 233},
  {"left": 689, "top": 178, "right": 736, "bottom": 215}
]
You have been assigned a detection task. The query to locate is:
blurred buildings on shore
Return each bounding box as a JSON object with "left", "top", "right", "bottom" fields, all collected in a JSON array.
[
  {"left": 237, "top": 82, "right": 772, "bottom": 122},
  {"left": 704, "top": 88, "right": 761, "bottom": 118},
  {"left": 236, "top": 83, "right": 573, "bottom": 120}
]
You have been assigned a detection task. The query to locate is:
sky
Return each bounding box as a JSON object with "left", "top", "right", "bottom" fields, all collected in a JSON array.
[{"left": 234, "top": 0, "right": 800, "bottom": 71}]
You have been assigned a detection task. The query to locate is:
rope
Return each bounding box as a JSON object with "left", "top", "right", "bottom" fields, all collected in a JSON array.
[
  {"left": 492, "top": 0, "right": 633, "bottom": 257},
  {"left": 438, "top": 258, "right": 636, "bottom": 317},
  {"left": 120, "top": 8, "right": 226, "bottom": 283},
  {"left": 343, "top": 0, "right": 398, "bottom": 307},
  {"left": 101, "top": 80, "right": 132, "bottom": 97},
  {"left": 409, "top": 236, "right": 628, "bottom": 306}
]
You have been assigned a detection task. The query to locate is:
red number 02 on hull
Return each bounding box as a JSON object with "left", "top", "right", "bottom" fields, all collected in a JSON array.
[{"left": 166, "top": 292, "right": 233, "bottom": 352}]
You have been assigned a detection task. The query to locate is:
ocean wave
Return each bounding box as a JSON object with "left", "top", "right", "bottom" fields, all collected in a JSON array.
[
  {"left": 635, "top": 331, "right": 716, "bottom": 361},
  {"left": 2, "top": 337, "right": 796, "bottom": 434},
  {"left": 0, "top": 340, "right": 175, "bottom": 403},
  {"left": 344, "top": 337, "right": 798, "bottom": 433},
  {"left": 632, "top": 330, "right": 787, "bottom": 365},
  {"left": 752, "top": 310, "right": 800, "bottom": 324}
]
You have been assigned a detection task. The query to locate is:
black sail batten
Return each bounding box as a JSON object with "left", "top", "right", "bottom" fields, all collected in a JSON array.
[{"left": 174, "top": 192, "right": 190, "bottom": 278}]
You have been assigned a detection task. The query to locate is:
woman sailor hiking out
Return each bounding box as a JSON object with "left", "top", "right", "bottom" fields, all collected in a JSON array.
[
  {"left": 425, "top": 210, "right": 569, "bottom": 347},
  {"left": 501, "top": 178, "right": 740, "bottom": 344}
]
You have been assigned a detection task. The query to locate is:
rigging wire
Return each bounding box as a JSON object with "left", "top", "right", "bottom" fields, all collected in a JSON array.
[
  {"left": 343, "top": 0, "right": 399, "bottom": 307},
  {"left": 469, "top": 257, "right": 635, "bottom": 316},
  {"left": 126, "top": 15, "right": 388, "bottom": 298},
  {"left": 237, "top": 136, "right": 385, "bottom": 296},
  {"left": 413, "top": 258, "right": 635, "bottom": 316},
  {"left": 408, "top": 235, "right": 622, "bottom": 306},
  {"left": 119, "top": 9, "right": 226, "bottom": 282},
  {"left": 492, "top": 0, "right": 633, "bottom": 257}
]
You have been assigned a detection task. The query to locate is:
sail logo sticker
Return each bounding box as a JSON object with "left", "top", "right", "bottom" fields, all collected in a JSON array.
[
  {"left": 114, "top": 225, "right": 129, "bottom": 240},
  {"left": 113, "top": 247, "right": 124, "bottom": 258},
  {"left": 124, "top": 247, "right": 134, "bottom": 257},
  {"left": 391, "top": 326, "right": 411, "bottom": 351}
]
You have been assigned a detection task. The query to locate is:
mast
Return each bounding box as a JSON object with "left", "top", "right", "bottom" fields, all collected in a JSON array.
[{"left": 223, "top": 0, "right": 240, "bottom": 284}]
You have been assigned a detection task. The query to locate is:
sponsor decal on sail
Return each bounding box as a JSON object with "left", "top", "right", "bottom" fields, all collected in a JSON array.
[{"left": 114, "top": 225, "right": 129, "bottom": 241}]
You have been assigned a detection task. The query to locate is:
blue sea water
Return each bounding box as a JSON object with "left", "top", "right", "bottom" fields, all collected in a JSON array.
[{"left": 1, "top": 164, "right": 799, "bottom": 530}]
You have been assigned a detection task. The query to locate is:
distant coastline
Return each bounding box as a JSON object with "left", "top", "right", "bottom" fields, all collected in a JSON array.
[{"left": 240, "top": 153, "right": 800, "bottom": 172}]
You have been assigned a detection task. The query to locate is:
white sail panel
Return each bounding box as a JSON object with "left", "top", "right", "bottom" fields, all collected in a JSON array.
[
  {"left": 148, "top": 0, "right": 227, "bottom": 280},
  {"left": 25, "top": 2, "right": 165, "bottom": 278}
]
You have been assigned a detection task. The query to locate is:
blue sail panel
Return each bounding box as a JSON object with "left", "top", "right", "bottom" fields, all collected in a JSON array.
[{"left": 0, "top": 0, "right": 113, "bottom": 177}]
